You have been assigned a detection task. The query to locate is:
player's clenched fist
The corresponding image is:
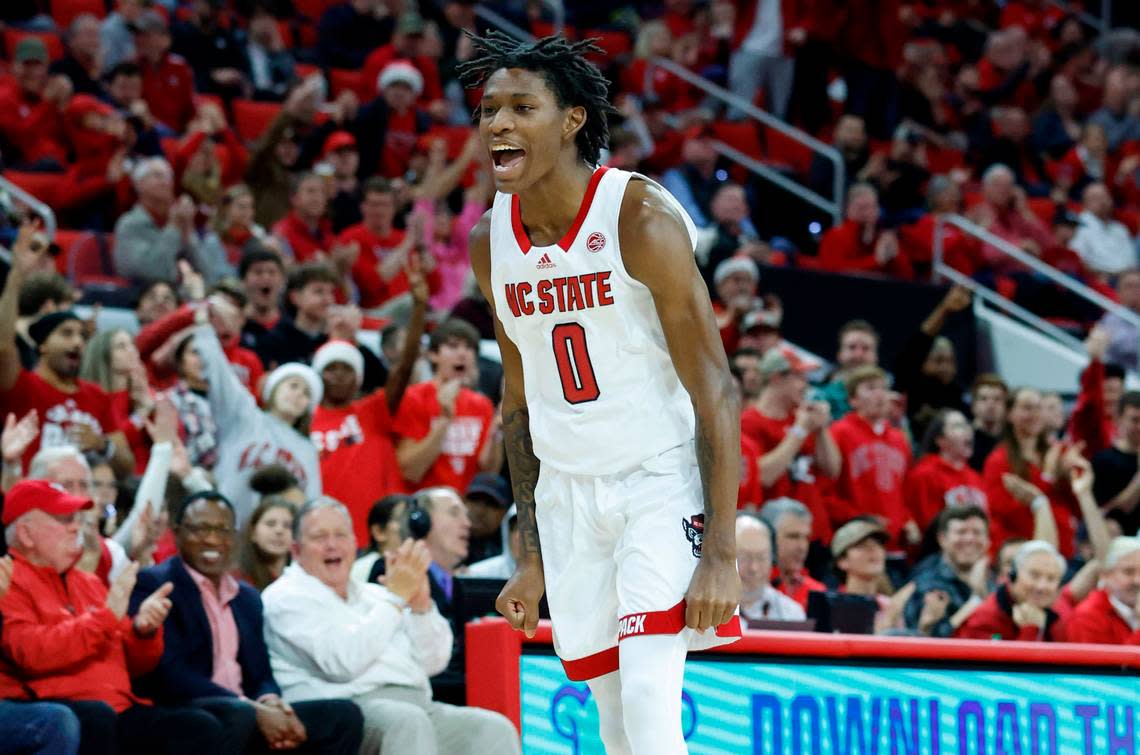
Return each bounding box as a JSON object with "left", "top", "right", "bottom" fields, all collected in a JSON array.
[
  {"left": 496, "top": 561, "right": 545, "bottom": 639},
  {"left": 683, "top": 554, "right": 741, "bottom": 632}
]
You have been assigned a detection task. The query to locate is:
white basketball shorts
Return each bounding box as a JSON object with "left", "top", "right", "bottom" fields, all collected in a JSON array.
[{"left": 535, "top": 442, "right": 741, "bottom": 681}]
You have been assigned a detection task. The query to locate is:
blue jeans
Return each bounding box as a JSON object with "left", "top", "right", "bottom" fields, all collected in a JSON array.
[{"left": 0, "top": 700, "right": 80, "bottom": 755}]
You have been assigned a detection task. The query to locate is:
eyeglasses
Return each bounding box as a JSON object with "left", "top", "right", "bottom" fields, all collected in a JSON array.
[{"left": 180, "top": 523, "right": 236, "bottom": 538}]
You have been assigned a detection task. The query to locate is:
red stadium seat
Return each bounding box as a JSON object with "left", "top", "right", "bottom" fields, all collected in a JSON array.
[
  {"left": 329, "top": 68, "right": 361, "bottom": 98},
  {"left": 51, "top": 0, "right": 107, "bottom": 27},
  {"left": 3, "top": 170, "right": 59, "bottom": 206},
  {"left": 926, "top": 145, "right": 967, "bottom": 175},
  {"left": 3, "top": 30, "right": 65, "bottom": 62},
  {"left": 583, "top": 29, "right": 631, "bottom": 61},
  {"left": 277, "top": 19, "right": 318, "bottom": 50},
  {"left": 51, "top": 228, "right": 84, "bottom": 275},
  {"left": 66, "top": 231, "right": 128, "bottom": 288},
  {"left": 709, "top": 121, "right": 765, "bottom": 163},
  {"left": 531, "top": 21, "right": 575, "bottom": 40},
  {"left": 763, "top": 125, "right": 814, "bottom": 176},
  {"left": 232, "top": 99, "right": 283, "bottom": 143}
]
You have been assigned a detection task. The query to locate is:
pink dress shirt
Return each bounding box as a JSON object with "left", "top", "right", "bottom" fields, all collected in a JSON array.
[{"left": 186, "top": 565, "right": 244, "bottom": 696}]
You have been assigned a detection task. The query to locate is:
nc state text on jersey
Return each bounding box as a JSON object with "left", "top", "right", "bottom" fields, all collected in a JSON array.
[{"left": 502, "top": 272, "right": 616, "bottom": 318}]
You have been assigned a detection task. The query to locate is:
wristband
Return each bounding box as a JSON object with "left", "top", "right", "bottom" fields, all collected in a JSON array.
[
  {"left": 789, "top": 425, "right": 808, "bottom": 440},
  {"left": 1030, "top": 495, "right": 1048, "bottom": 513}
]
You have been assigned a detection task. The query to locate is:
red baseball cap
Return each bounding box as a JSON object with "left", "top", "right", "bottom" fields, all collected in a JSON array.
[
  {"left": 2, "top": 479, "right": 93, "bottom": 526},
  {"left": 322, "top": 130, "right": 357, "bottom": 158}
]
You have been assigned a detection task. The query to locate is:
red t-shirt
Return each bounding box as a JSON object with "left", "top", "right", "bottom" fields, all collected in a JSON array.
[
  {"left": 0, "top": 370, "right": 116, "bottom": 470},
  {"left": 739, "top": 434, "right": 762, "bottom": 509},
  {"left": 311, "top": 391, "right": 406, "bottom": 547},
  {"left": 338, "top": 224, "right": 407, "bottom": 309},
  {"left": 829, "top": 412, "right": 913, "bottom": 547},
  {"left": 741, "top": 406, "right": 832, "bottom": 542},
  {"left": 393, "top": 381, "right": 494, "bottom": 493},
  {"left": 903, "top": 454, "right": 988, "bottom": 533},
  {"left": 382, "top": 110, "right": 419, "bottom": 179}
]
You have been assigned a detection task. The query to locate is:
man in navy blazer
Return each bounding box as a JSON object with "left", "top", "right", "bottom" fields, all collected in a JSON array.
[{"left": 129, "top": 491, "right": 363, "bottom": 755}]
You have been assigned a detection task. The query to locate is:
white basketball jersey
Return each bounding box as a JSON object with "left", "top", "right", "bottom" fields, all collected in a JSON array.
[{"left": 489, "top": 166, "right": 699, "bottom": 476}]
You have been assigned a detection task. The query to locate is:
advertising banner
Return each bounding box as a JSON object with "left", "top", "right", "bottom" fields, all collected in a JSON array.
[{"left": 520, "top": 653, "right": 1139, "bottom": 754}]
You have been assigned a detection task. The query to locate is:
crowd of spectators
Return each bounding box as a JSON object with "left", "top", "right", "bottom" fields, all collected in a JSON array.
[{"left": 0, "top": 0, "right": 1139, "bottom": 753}]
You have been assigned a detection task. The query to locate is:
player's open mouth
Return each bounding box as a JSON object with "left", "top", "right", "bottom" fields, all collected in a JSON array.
[
  {"left": 324, "top": 556, "right": 343, "bottom": 567},
  {"left": 490, "top": 144, "right": 526, "bottom": 174}
]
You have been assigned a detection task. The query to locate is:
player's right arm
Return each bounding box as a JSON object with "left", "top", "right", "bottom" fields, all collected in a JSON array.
[{"left": 469, "top": 212, "right": 545, "bottom": 638}]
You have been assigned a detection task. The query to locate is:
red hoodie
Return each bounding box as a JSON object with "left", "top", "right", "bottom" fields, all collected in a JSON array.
[
  {"left": 829, "top": 412, "right": 912, "bottom": 545},
  {"left": 903, "top": 454, "right": 988, "bottom": 532},
  {"left": 982, "top": 444, "right": 1077, "bottom": 557},
  {"left": 0, "top": 552, "right": 163, "bottom": 712}
]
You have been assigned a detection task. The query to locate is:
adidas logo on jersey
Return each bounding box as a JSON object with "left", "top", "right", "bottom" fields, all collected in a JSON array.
[{"left": 536, "top": 252, "right": 557, "bottom": 270}]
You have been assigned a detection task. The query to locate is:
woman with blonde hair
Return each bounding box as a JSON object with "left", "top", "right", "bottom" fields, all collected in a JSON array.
[
  {"left": 79, "top": 327, "right": 155, "bottom": 472},
  {"left": 196, "top": 183, "right": 271, "bottom": 284}
]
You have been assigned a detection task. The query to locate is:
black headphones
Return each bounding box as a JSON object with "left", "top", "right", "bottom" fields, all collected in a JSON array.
[{"left": 406, "top": 493, "right": 433, "bottom": 540}]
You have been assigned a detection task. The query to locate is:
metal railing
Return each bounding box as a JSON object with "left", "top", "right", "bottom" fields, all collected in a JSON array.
[
  {"left": 1048, "top": 0, "right": 1110, "bottom": 35},
  {"left": 0, "top": 175, "right": 57, "bottom": 240},
  {"left": 932, "top": 213, "right": 1140, "bottom": 350},
  {"left": 470, "top": 7, "right": 845, "bottom": 227},
  {"left": 646, "top": 57, "right": 844, "bottom": 226}
]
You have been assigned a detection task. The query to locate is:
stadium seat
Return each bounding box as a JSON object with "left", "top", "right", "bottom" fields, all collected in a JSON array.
[
  {"left": 925, "top": 145, "right": 967, "bottom": 175},
  {"left": 51, "top": 228, "right": 84, "bottom": 275},
  {"left": 66, "top": 231, "right": 129, "bottom": 289},
  {"left": 3, "top": 170, "right": 60, "bottom": 207},
  {"left": 233, "top": 99, "right": 283, "bottom": 143},
  {"left": 709, "top": 121, "right": 765, "bottom": 163},
  {"left": 50, "top": 0, "right": 107, "bottom": 27},
  {"left": 3, "top": 30, "right": 65, "bottom": 62},
  {"left": 583, "top": 29, "right": 631, "bottom": 61},
  {"left": 531, "top": 21, "right": 575, "bottom": 40},
  {"left": 277, "top": 19, "right": 318, "bottom": 50},
  {"left": 763, "top": 125, "right": 814, "bottom": 176}
]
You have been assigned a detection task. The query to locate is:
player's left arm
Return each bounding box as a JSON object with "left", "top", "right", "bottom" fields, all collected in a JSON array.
[{"left": 620, "top": 180, "right": 741, "bottom": 632}]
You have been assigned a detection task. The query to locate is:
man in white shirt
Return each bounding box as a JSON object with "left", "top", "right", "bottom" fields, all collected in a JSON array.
[
  {"left": 736, "top": 514, "right": 806, "bottom": 622},
  {"left": 262, "top": 497, "right": 519, "bottom": 755},
  {"left": 1071, "top": 182, "right": 1138, "bottom": 276}
]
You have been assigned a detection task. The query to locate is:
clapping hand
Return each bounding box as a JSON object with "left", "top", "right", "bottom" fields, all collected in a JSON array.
[
  {"left": 133, "top": 581, "right": 174, "bottom": 636},
  {"left": 2, "top": 410, "right": 39, "bottom": 466}
]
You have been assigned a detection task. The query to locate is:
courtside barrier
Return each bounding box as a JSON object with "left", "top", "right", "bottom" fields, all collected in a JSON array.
[{"left": 467, "top": 619, "right": 1140, "bottom": 754}]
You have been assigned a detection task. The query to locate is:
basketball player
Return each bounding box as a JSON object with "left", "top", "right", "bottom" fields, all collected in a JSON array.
[{"left": 460, "top": 33, "right": 742, "bottom": 754}]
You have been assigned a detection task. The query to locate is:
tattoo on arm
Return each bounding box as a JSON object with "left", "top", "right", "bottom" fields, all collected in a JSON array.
[
  {"left": 502, "top": 406, "right": 542, "bottom": 557},
  {"left": 696, "top": 423, "right": 715, "bottom": 518}
]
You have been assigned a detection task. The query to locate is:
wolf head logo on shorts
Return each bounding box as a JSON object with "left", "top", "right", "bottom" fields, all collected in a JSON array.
[{"left": 682, "top": 514, "right": 704, "bottom": 558}]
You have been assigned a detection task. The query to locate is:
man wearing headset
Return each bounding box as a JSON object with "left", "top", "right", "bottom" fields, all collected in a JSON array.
[
  {"left": 366, "top": 487, "right": 471, "bottom": 704},
  {"left": 954, "top": 540, "right": 1066, "bottom": 641}
]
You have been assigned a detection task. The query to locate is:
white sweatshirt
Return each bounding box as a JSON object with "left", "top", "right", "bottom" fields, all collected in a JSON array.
[
  {"left": 262, "top": 564, "right": 453, "bottom": 701},
  {"left": 194, "top": 324, "right": 321, "bottom": 525}
]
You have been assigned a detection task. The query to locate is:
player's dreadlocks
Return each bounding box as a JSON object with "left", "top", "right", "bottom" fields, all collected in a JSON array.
[{"left": 456, "top": 31, "right": 618, "bottom": 166}]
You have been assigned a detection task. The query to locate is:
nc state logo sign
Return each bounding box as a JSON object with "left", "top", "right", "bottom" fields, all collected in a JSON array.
[{"left": 586, "top": 232, "right": 606, "bottom": 252}]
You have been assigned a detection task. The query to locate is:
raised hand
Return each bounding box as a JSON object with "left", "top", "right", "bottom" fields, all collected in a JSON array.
[
  {"left": 144, "top": 398, "right": 180, "bottom": 445},
  {"left": 1, "top": 411, "right": 39, "bottom": 465}
]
